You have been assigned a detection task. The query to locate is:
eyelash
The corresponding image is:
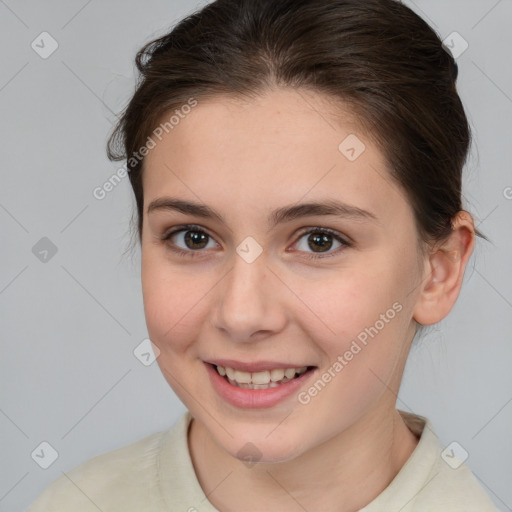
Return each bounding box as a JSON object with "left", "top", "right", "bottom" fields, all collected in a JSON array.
[{"left": 160, "top": 223, "right": 352, "bottom": 261}]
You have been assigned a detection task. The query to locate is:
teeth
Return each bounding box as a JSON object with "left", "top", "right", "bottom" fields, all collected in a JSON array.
[
  {"left": 228, "top": 377, "right": 281, "bottom": 389},
  {"left": 270, "top": 368, "right": 285, "bottom": 382},
  {"left": 284, "top": 368, "right": 296, "bottom": 379},
  {"left": 215, "top": 365, "right": 309, "bottom": 387},
  {"left": 234, "top": 370, "right": 252, "bottom": 384},
  {"left": 252, "top": 370, "right": 270, "bottom": 384}
]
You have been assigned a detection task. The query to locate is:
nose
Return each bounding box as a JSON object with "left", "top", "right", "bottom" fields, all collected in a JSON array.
[{"left": 211, "top": 251, "right": 287, "bottom": 343}]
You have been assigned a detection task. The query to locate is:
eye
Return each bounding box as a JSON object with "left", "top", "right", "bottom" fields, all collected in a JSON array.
[
  {"left": 292, "top": 227, "right": 351, "bottom": 260},
  {"left": 161, "top": 224, "right": 219, "bottom": 258}
]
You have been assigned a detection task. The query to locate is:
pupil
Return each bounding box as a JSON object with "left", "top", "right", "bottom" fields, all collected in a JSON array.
[
  {"left": 309, "top": 233, "right": 332, "bottom": 252},
  {"left": 185, "top": 231, "right": 208, "bottom": 249}
]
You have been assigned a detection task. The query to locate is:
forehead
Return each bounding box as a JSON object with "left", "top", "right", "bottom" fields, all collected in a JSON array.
[
  {"left": 145, "top": 88, "right": 369, "bottom": 170},
  {"left": 142, "top": 88, "right": 409, "bottom": 227}
]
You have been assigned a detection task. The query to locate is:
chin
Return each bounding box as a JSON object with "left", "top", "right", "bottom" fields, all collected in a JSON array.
[{"left": 216, "top": 423, "right": 308, "bottom": 465}]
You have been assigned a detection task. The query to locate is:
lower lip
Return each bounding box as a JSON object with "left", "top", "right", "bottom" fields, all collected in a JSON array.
[{"left": 205, "top": 363, "right": 315, "bottom": 409}]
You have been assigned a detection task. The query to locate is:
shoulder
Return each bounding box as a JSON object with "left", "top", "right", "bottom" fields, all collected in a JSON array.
[
  {"left": 363, "top": 411, "right": 499, "bottom": 512},
  {"left": 26, "top": 418, "right": 185, "bottom": 512},
  {"left": 414, "top": 443, "right": 498, "bottom": 511},
  {"left": 399, "top": 412, "right": 498, "bottom": 511}
]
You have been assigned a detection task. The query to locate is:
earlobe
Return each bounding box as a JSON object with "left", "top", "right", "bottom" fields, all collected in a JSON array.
[{"left": 412, "top": 211, "right": 475, "bottom": 326}]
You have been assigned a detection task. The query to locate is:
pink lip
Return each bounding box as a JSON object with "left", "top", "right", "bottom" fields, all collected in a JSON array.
[
  {"left": 206, "top": 359, "right": 311, "bottom": 372},
  {"left": 205, "top": 362, "right": 316, "bottom": 409}
]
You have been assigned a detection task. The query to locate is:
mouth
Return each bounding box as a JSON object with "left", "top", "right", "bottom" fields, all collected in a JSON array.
[
  {"left": 208, "top": 363, "right": 317, "bottom": 390},
  {"left": 204, "top": 360, "right": 318, "bottom": 409}
]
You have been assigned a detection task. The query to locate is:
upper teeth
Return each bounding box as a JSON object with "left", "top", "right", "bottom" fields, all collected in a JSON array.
[{"left": 216, "top": 365, "right": 308, "bottom": 384}]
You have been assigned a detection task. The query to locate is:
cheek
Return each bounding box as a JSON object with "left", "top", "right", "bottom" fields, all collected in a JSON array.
[
  {"left": 299, "top": 264, "right": 404, "bottom": 345},
  {"left": 295, "top": 277, "right": 408, "bottom": 433},
  {"left": 141, "top": 249, "right": 204, "bottom": 353},
  {"left": 299, "top": 257, "right": 412, "bottom": 391}
]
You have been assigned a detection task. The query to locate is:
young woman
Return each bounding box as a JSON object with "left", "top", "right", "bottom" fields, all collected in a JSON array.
[{"left": 28, "top": 0, "right": 498, "bottom": 510}]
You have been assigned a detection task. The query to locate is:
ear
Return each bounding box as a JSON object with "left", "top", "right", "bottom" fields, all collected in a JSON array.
[{"left": 413, "top": 211, "right": 475, "bottom": 326}]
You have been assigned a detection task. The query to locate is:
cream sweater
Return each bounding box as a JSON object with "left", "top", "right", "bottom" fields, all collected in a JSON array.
[{"left": 27, "top": 411, "right": 498, "bottom": 511}]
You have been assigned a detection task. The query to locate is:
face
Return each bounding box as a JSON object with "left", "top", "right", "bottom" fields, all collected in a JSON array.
[{"left": 141, "top": 87, "right": 424, "bottom": 463}]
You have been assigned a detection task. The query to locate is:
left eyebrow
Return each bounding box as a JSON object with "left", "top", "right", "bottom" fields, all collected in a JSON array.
[
  {"left": 146, "top": 197, "right": 378, "bottom": 229},
  {"left": 268, "top": 200, "right": 378, "bottom": 228}
]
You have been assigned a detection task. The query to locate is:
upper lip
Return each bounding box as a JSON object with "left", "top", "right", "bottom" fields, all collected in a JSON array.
[{"left": 205, "top": 359, "right": 314, "bottom": 372}]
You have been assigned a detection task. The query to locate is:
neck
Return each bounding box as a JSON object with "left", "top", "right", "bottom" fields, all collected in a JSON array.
[{"left": 188, "top": 404, "right": 419, "bottom": 512}]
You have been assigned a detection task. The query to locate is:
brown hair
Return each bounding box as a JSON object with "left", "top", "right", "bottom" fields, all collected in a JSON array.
[{"left": 106, "top": 0, "right": 487, "bottom": 255}]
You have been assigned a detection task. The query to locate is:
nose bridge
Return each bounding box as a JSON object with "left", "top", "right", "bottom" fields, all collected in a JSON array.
[{"left": 213, "top": 245, "right": 284, "bottom": 340}]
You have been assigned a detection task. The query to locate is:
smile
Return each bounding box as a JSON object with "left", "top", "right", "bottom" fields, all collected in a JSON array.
[
  {"left": 205, "top": 361, "right": 317, "bottom": 408},
  {"left": 215, "top": 365, "right": 310, "bottom": 389}
]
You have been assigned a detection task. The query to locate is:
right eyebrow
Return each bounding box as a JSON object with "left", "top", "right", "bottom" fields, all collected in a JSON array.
[{"left": 147, "top": 197, "right": 225, "bottom": 223}]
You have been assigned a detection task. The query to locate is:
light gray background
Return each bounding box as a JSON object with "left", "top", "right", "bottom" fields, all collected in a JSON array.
[{"left": 1, "top": 1, "right": 511, "bottom": 511}]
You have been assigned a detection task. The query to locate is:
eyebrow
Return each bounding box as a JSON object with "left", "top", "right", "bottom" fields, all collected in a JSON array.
[{"left": 147, "top": 197, "right": 378, "bottom": 229}]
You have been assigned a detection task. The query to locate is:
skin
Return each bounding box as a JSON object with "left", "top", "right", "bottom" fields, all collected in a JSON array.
[{"left": 140, "top": 87, "right": 475, "bottom": 512}]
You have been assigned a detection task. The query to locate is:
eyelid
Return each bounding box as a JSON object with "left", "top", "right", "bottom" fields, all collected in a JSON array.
[
  {"left": 293, "top": 226, "right": 352, "bottom": 245},
  {"left": 161, "top": 223, "right": 215, "bottom": 242}
]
